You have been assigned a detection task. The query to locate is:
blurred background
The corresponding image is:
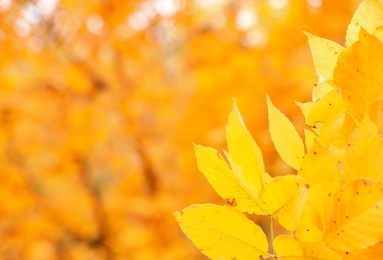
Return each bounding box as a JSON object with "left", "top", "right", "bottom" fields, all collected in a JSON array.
[{"left": 0, "top": 0, "right": 363, "bottom": 259}]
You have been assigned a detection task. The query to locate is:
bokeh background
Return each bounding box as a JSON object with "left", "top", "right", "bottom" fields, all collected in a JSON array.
[{"left": 0, "top": 0, "right": 363, "bottom": 259}]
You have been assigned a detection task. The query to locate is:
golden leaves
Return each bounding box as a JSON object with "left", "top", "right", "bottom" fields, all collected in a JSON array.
[
  {"left": 176, "top": 0, "right": 383, "bottom": 259},
  {"left": 179, "top": 102, "right": 311, "bottom": 258}
]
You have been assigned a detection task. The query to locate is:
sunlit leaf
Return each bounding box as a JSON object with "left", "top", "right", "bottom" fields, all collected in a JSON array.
[
  {"left": 346, "top": 0, "right": 383, "bottom": 47},
  {"left": 305, "top": 32, "right": 345, "bottom": 80},
  {"left": 298, "top": 141, "right": 340, "bottom": 233},
  {"left": 306, "top": 88, "right": 345, "bottom": 146},
  {"left": 296, "top": 201, "right": 323, "bottom": 242},
  {"left": 335, "top": 28, "right": 383, "bottom": 122},
  {"left": 267, "top": 95, "right": 304, "bottom": 170},
  {"left": 194, "top": 145, "right": 265, "bottom": 214},
  {"left": 258, "top": 175, "right": 308, "bottom": 231},
  {"left": 226, "top": 99, "right": 269, "bottom": 191},
  {"left": 344, "top": 116, "right": 383, "bottom": 183},
  {"left": 174, "top": 204, "right": 270, "bottom": 260},
  {"left": 274, "top": 235, "right": 341, "bottom": 260},
  {"left": 324, "top": 179, "right": 383, "bottom": 252}
]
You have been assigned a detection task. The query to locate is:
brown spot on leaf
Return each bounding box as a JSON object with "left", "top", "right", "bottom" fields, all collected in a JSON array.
[{"left": 226, "top": 198, "right": 237, "bottom": 206}]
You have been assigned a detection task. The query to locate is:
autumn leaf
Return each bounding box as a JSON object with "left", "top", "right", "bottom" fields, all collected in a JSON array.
[
  {"left": 324, "top": 179, "right": 383, "bottom": 252},
  {"left": 334, "top": 28, "right": 383, "bottom": 122},
  {"left": 305, "top": 32, "right": 345, "bottom": 81},
  {"left": 295, "top": 200, "right": 323, "bottom": 242},
  {"left": 298, "top": 141, "right": 340, "bottom": 228},
  {"left": 267, "top": 95, "right": 305, "bottom": 170},
  {"left": 344, "top": 116, "right": 383, "bottom": 183},
  {"left": 274, "top": 235, "right": 341, "bottom": 260},
  {"left": 305, "top": 88, "right": 345, "bottom": 146},
  {"left": 226, "top": 99, "right": 271, "bottom": 191},
  {"left": 174, "top": 204, "right": 270, "bottom": 260},
  {"left": 346, "top": 0, "right": 383, "bottom": 47}
]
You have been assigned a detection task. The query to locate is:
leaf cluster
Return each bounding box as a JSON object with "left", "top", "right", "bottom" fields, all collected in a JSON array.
[{"left": 175, "top": 0, "right": 383, "bottom": 259}]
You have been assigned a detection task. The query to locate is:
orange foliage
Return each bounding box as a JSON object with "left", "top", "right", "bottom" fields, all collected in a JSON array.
[{"left": 0, "top": 0, "right": 362, "bottom": 259}]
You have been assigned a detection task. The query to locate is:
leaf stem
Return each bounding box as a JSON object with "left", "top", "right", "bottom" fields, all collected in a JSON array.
[{"left": 270, "top": 216, "right": 277, "bottom": 259}]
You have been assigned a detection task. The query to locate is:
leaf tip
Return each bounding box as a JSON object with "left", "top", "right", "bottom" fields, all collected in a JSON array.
[
  {"left": 232, "top": 97, "right": 238, "bottom": 107},
  {"left": 173, "top": 210, "right": 182, "bottom": 219},
  {"left": 303, "top": 31, "right": 312, "bottom": 38}
]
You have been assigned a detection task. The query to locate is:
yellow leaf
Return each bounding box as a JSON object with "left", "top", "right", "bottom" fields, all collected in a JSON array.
[
  {"left": 174, "top": 204, "right": 270, "bottom": 260},
  {"left": 274, "top": 235, "right": 341, "bottom": 260},
  {"left": 226, "top": 100, "right": 268, "bottom": 191},
  {"left": 258, "top": 175, "right": 308, "bottom": 231},
  {"left": 267, "top": 95, "right": 304, "bottom": 170},
  {"left": 324, "top": 179, "right": 383, "bottom": 252},
  {"left": 346, "top": 0, "right": 383, "bottom": 47},
  {"left": 344, "top": 116, "right": 383, "bottom": 183},
  {"left": 306, "top": 88, "right": 345, "bottom": 146},
  {"left": 194, "top": 145, "right": 265, "bottom": 214},
  {"left": 334, "top": 29, "right": 383, "bottom": 122},
  {"left": 298, "top": 141, "right": 340, "bottom": 227},
  {"left": 305, "top": 32, "right": 345, "bottom": 81},
  {"left": 296, "top": 201, "right": 323, "bottom": 242}
]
